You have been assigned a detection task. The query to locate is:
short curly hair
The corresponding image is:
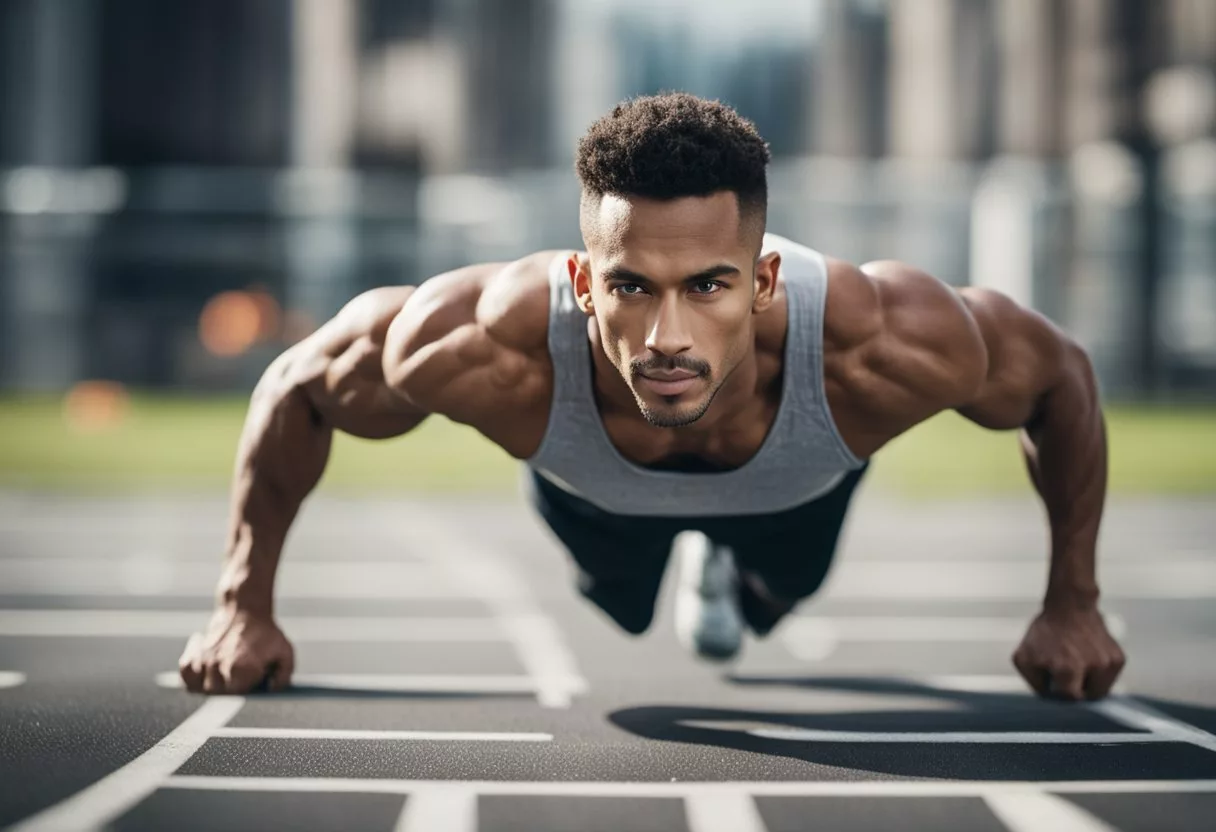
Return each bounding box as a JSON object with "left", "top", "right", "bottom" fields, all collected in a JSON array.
[{"left": 576, "top": 93, "right": 771, "bottom": 239}]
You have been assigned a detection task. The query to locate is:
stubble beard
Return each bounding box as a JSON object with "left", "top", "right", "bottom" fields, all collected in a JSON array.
[{"left": 634, "top": 379, "right": 722, "bottom": 428}]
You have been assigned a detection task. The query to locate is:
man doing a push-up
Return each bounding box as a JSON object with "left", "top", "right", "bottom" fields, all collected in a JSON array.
[{"left": 179, "top": 93, "right": 1125, "bottom": 701}]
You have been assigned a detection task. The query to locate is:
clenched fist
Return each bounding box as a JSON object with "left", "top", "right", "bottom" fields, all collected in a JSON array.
[
  {"left": 1012, "top": 606, "right": 1126, "bottom": 701},
  {"left": 178, "top": 606, "right": 295, "bottom": 694}
]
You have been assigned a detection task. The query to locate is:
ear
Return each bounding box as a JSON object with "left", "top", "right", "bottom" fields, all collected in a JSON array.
[
  {"left": 753, "top": 252, "right": 780, "bottom": 313},
  {"left": 568, "top": 253, "right": 595, "bottom": 316}
]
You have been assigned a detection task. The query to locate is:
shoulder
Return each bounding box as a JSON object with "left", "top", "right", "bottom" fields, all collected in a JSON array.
[
  {"left": 824, "top": 258, "right": 988, "bottom": 410},
  {"left": 393, "top": 249, "right": 558, "bottom": 359},
  {"left": 382, "top": 250, "right": 561, "bottom": 425}
]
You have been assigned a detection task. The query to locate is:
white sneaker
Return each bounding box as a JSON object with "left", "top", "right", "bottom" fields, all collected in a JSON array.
[{"left": 672, "top": 531, "right": 743, "bottom": 662}]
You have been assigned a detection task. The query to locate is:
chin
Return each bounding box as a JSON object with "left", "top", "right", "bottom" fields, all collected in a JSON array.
[{"left": 636, "top": 396, "right": 712, "bottom": 428}]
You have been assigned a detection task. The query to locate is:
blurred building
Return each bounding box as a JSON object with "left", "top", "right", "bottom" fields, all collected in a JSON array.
[{"left": 1, "top": 0, "right": 1213, "bottom": 397}]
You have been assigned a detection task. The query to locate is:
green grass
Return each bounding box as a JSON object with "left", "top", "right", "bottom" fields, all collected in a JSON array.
[
  {"left": 874, "top": 407, "right": 1216, "bottom": 495},
  {"left": 0, "top": 394, "right": 1212, "bottom": 497}
]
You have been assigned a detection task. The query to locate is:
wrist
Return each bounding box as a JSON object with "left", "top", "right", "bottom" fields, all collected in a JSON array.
[
  {"left": 216, "top": 559, "right": 274, "bottom": 616},
  {"left": 1043, "top": 582, "right": 1099, "bottom": 614}
]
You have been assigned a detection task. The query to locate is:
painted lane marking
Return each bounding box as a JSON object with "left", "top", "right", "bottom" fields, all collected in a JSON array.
[
  {"left": 924, "top": 675, "right": 1048, "bottom": 693},
  {"left": 400, "top": 510, "right": 588, "bottom": 709},
  {"left": 732, "top": 674, "right": 1213, "bottom": 750},
  {"left": 821, "top": 559, "right": 1216, "bottom": 600},
  {"left": 156, "top": 671, "right": 580, "bottom": 696},
  {"left": 984, "top": 789, "right": 1119, "bottom": 832},
  {"left": 1090, "top": 696, "right": 1216, "bottom": 754},
  {"left": 211, "top": 727, "right": 551, "bottom": 742},
  {"left": 748, "top": 728, "right": 1172, "bottom": 744},
  {"left": 0, "top": 610, "right": 506, "bottom": 641},
  {"left": 780, "top": 615, "right": 1126, "bottom": 662},
  {"left": 10, "top": 697, "right": 244, "bottom": 832},
  {"left": 684, "top": 790, "right": 766, "bottom": 832},
  {"left": 159, "top": 777, "right": 1216, "bottom": 796},
  {"left": 0, "top": 558, "right": 474, "bottom": 600},
  {"left": 927, "top": 675, "right": 1216, "bottom": 753},
  {"left": 392, "top": 784, "right": 477, "bottom": 832}
]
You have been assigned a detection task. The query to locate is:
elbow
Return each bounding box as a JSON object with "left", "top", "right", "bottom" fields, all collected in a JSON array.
[
  {"left": 1027, "top": 339, "right": 1101, "bottom": 433},
  {"left": 380, "top": 324, "right": 414, "bottom": 398},
  {"left": 1065, "top": 338, "right": 1099, "bottom": 394}
]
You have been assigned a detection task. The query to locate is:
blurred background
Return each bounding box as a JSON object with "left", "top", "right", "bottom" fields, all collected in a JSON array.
[{"left": 0, "top": 0, "right": 1213, "bottom": 494}]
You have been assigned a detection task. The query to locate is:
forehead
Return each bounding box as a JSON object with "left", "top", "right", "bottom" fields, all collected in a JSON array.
[{"left": 588, "top": 192, "right": 748, "bottom": 272}]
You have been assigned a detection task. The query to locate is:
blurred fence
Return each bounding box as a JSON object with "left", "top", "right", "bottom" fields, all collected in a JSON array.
[{"left": 2, "top": 148, "right": 1215, "bottom": 398}]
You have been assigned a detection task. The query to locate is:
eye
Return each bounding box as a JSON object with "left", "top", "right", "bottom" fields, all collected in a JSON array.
[
  {"left": 692, "top": 280, "right": 721, "bottom": 295},
  {"left": 614, "top": 283, "right": 646, "bottom": 297}
]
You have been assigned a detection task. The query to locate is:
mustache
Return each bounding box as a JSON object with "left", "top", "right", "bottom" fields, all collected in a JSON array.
[{"left": 631, "top": 355, "right": 710, "bottom": 377}]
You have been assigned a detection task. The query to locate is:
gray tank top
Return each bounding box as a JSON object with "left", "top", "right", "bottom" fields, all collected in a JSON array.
[{"left": 525, "top": 233, "right": 865, "bottom": 517}]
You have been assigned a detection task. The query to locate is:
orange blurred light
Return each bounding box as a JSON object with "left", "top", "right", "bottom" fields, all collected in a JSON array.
[
  {"left": 245, "top": 286, "right": 283, "bottom": 341},
  {"left": 199, "top": 291, "right": 265, "bottom": 357},
  {"left": 63, "top": 380, "right": 129, "bottom": 434}
]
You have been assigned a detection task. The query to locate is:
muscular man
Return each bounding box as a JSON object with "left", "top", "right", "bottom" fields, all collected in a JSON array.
[{"left": 179, "top": 93, "right": 1125, "bottom": 701}]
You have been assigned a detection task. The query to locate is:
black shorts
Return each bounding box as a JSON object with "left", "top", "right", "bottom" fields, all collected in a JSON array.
[{"left": 525, "top": 464, "right": 868, "bottom": 636}]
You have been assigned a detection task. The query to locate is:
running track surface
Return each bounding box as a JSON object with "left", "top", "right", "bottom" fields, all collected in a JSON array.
[{"left": 1, "top": 488, "right": 1214, "bottom": 831}]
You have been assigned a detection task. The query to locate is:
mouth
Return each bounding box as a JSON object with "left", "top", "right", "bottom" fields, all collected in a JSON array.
[{"left": 638, "top": 372, "right": 700, "bottom": 397}]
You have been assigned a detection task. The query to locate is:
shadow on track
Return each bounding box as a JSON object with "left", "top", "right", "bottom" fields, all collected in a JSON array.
[
  {"left": 246, "top": 685, "right": 536, "bottom": 702},
  {"left": 607, "top": 675, "right": 1216, "bottom": 781}
]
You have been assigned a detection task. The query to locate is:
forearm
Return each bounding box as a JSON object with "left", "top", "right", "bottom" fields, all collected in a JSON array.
[
  {"left": 218, "top": 357, "right": 332, "bottom": 615},
  {"left": 1020, "top": 345, "right": 1107, "bottom": 611}
]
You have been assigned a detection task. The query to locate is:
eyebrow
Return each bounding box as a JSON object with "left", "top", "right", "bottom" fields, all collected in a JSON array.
[{"left": 600, "top": 264, "right": 741, "bottom": 285}]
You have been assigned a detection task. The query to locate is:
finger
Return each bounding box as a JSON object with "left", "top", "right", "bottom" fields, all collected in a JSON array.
[
  {"left": 179, "top": 662, "right": 204, "bottom": 693},
  {"left": 224, "top": 662, "right": 262, "bottom": 695},
  {"left": 1084, "top": 653, "right": 1127, "bottom": 701},
  {"left": 1083, "top": 664, "right": 1121, "bottom": 701},
  {"left": 268, "top": 647, "right": 295, "bottom": 692},
  {"left": 202, "top": 664, "right": 224, "bottom": 695},
  {"left": 178, "top": 637, "right": 204, "bottom": 692},
  {"left": 1012, "top": 651, "right": 1049, "bottom": 696},
  {"left": 1048, "top": 665, "right": 1085, "bottom": 701}
]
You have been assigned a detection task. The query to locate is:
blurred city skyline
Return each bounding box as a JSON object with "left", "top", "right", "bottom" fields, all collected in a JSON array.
[
  {"left": 4, "top": 0, "right": 1212, "bottom": 171},
  {"left": 0, "top": 0, "right": 1214, "bottom": 398}
]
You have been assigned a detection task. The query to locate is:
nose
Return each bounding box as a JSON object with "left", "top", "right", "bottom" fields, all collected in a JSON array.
[{"left": 644, "top": 295, "right": 694, "bottom": 356}]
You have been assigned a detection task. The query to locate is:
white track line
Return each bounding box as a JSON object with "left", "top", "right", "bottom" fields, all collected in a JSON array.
[
  {"left": 744, "top": 674, "right": 1208, "bottom": 747},
  {"left": 924, "top": 674, "right": 1137, "bottom": 697},
  {"left": 925, "top": 675, "right": 1215, "bottom": 752},
  {"left": 0, "top": 670, "right": 26, "bottom": 689},
  {"left": 10, "top": 697, "right": 244, "bottom": 832},
  {"left": 782, "top": 614, "right": 1127, "bottom": 642},
  {"left": 821, "top": 559, "right": 1216, "bottom": 600},
  {"left": 393, "top": 784, "right": 477, "bottom": 832},
  {"left": 401, "top": 510, "right": 588, "bottom": 709},
  {"left": 159, "top": 776, "right": 1216, "bottom": 797},
  {"left": 0, "top": 558, "right": 473, "bottom": 599},
  {"left": 780, "top": 615, "right": 1126, "bottom": 663},
  {"left": 984, "top": 789, "right": 1119, "bottom": 832},
  {"left": 923, "top": 675, "right": 1040, "bottom": 693},
  {"left": 212, "top": 727, "right": 552, "bottom": 742},
  {"left": 1091, "top": 696, "right": 1216, "bottom": 753},
  {"left": 684, "top": 791, "right": 767, "bottom": 832},
  {"left": 750, "top": 728, "right": 1171, "bottom": 744},
  {"left": 0, "top": 610, "right": 506, "bottom": 641},
  {"left": 156, "top": 671, "right": 578, "bottom": 696},
  {"left": 494, "top": 612, "right": 590, "bottom": 708}
]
